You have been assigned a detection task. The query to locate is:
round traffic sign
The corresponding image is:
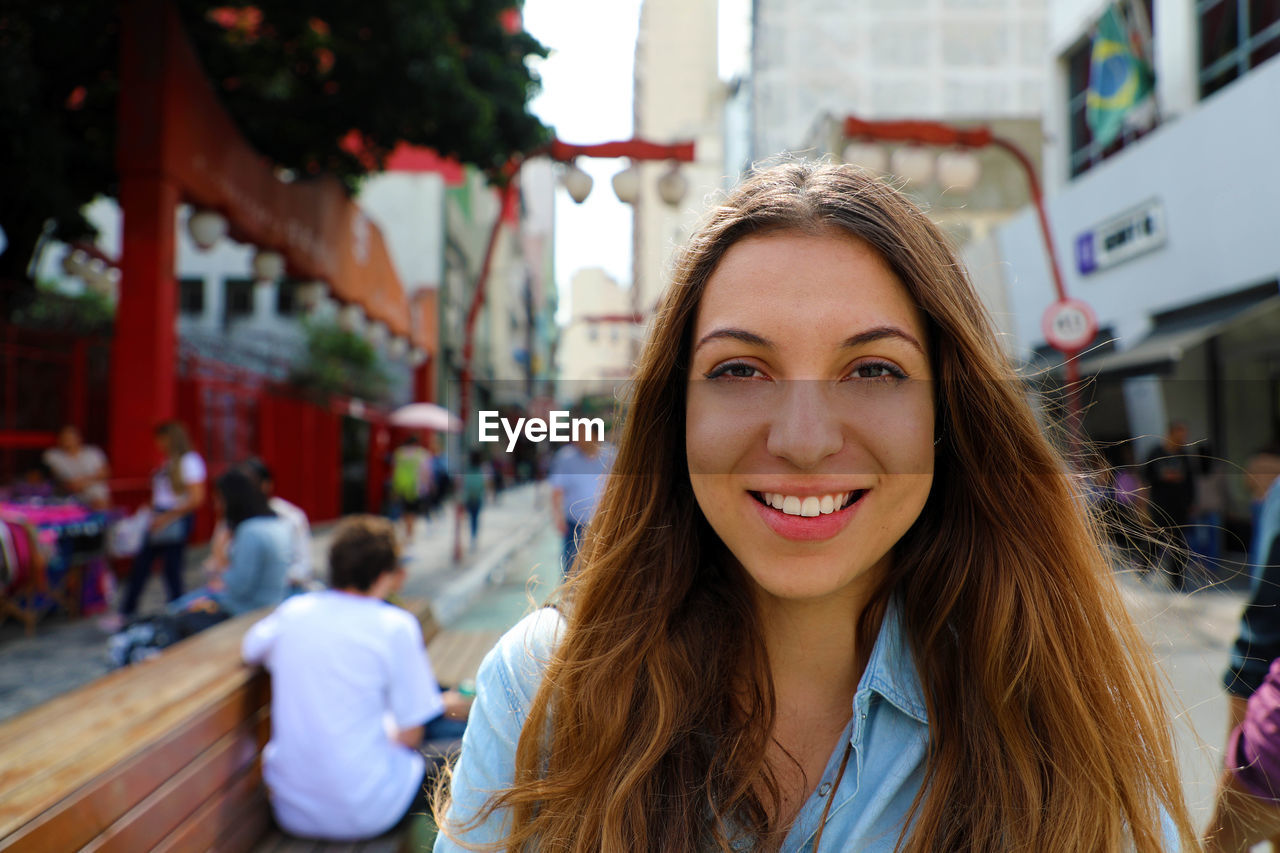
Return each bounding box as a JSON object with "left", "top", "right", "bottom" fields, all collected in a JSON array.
[{"left": 1042, "top": 298, "right": 1098, "bottom": 354}]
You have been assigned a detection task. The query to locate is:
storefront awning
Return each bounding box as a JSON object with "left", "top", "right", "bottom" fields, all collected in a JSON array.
[{"left": 1076, "top": 290, "right": 1280, "bottom": 380}]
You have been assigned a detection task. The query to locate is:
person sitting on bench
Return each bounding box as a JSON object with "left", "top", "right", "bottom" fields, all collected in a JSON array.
[{"left": 242, "top": 515, "right": 469, "bottom": 841}]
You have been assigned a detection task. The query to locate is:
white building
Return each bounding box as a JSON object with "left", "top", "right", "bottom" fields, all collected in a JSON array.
[
  {"left": 746, "top": 0, "right": 1050, "bottom": 340},
  {"left": 991, "top": 0, "right": 1280, "bottom": 477},
  {"left": 556, "top": 268, "right": 634, "bottom": 402},
  {"left": 632, "top": 0, "right": 727, "bottom": 323},
  {"left": 750, "top": 0, "right": 1050, "bottom": 158}
]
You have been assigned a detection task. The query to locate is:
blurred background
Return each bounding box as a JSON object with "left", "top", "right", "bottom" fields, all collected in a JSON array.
[
  {"left": 2, "top": 0, "right": 1276, "bottom": 537},
  {"left": 1, "top": 0, "right": 1279, "bottom": 826}
]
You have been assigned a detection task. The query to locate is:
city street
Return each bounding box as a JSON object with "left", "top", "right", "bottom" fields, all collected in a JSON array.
[
  {"left": 0, "top": 483, "right": 558, "bottom": 721},
  {"left": 1121, "top": 570, "right": 1249, "bottom": 824},
  {"left": 0, "top": 497, "right": 1253, "bottom": 834}
]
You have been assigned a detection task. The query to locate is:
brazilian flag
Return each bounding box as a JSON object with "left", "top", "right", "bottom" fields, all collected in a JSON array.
[{"left": 1086, "top": 4, "right": 1154, "bottom": 149}]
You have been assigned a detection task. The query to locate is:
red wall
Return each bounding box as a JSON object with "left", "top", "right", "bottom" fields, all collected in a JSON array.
[{"left": 257, "top": 394, "right": 342, "bottom": 524}]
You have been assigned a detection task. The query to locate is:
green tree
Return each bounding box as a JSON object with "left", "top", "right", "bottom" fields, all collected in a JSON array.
[{"left": 0, "top": 0, "right": 549, "bottom": 312}]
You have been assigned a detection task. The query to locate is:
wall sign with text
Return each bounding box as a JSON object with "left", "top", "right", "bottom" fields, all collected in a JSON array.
[{"left": 1074, "top": 199, "right": 1167, "bottom": 276}]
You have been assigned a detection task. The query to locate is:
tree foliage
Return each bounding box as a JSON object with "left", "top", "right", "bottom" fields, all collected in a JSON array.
[{"left": 0, "top": 0, "right": 550, "bottom": 306}]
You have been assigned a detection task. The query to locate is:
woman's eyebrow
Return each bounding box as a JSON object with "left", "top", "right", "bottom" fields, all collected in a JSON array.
[
  {"left": 841, "top": 326, "right": 925, "bottom": 354},
  {"left": 693, "top": 328, "right": 774, "bottom": 353}
]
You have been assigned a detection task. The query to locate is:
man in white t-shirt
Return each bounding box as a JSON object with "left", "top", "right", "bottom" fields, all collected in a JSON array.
[{"left": 242, "top": 516, "right": 467, "bottom": 840}]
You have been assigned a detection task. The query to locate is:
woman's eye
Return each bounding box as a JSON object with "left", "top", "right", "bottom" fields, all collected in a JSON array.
[
  {"left": 705, "top": 362, "right": 764, "bottom": 380},
  {"left": 848, "top": 361, "right": 907, "bottom": 381}
]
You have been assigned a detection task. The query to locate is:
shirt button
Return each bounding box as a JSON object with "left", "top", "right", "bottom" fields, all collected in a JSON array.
[{"left": 818, "top": 782, "right": 832, "bottom": 797}]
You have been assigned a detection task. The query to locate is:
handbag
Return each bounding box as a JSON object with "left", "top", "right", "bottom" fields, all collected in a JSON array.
[{"left": 107, "top": 510, "right": 149, "bottom": 558}]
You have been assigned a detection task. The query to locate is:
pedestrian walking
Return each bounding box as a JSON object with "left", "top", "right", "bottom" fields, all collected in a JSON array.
[
  {"left": 547, "top": 429, "right": 613, "bottom": 575},
  {"left": 390, "top": 436, "right": 431, "bottom": 541},
  {"left": 1142, "top": 421, "right": 1198, "bottom": 591},
  {"left": 1188, "top": 444, "right": 1228, "bottom": 571},
  {"left": 461, "top": 451, "right": 489, "bottom": 551},
  {"left": 118, "top": 421, "right": 206, "bottom": 618},
  {"left": 433, "top": 163, "right": 1194, "bottom": 852}
]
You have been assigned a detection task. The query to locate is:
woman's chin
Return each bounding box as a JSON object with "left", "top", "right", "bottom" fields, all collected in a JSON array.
[{"left": 738, "top": 555, "right": 884, "bottom": 608}]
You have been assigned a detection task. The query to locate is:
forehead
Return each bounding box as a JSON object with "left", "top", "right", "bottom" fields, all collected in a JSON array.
[{"left": 694, "top": 230, "right": 926, "bottom": 341}]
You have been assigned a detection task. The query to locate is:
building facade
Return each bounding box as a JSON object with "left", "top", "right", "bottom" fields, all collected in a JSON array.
[
  {"left": 555, "top": 267, "right": 634, "bottom": 403},
  {"left": 992, "top": 0, "right": 1280, "bottom": 498},
  {"left": 747, "top": 0, "right": 1050, "bottom": 340},
  {"left": 632, "top": 0, "right": 726, "bottom": 323}
]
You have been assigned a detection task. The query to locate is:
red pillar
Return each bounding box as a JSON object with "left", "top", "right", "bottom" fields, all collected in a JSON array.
[
  {"left": 108, "top": 179, "right": 180, "bottom": 478},
  {"left": 109, "top": 0, "right": 179, "bottom": 479},
  {"left": 414, "top": 360, "right": 434, "bottom": 404}
]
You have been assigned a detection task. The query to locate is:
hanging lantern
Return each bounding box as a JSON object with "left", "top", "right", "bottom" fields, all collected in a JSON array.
[
  {"left": 890, "top": 146, "right": 935, "bottom": 185},
  {"left": 296, "top": 281, "right": 327, "bottom": 311},
  {"left": 656, "top": 163, "right": 688, "bottom": 207},
  {"left": 252, "top": 249, "right": 285, "bottom": 281},
  {"left": 188, "top": 209, "right": 228, "bottom": 250},
  {"left": 368, "top": 321, "right": 389, "bottom": 349},
  {"left": 61, "top": 248, "right": 89, "bottom": 277},
  {"left": 338, "top": 304, "right": 365, "bottom": 332},
  {"left": 409, "top": 348, "right": 428, "bottom": 367},
  {"left": 842, "top": 141, "right": 889, "bottom": 174},
  {"left": 389, "top": 337, "right": 409, "bottom": 359},
  {"left": 936, "top": 149, "right": 982, "bottom": 192},
  {"left": 562, "top": 163, "right": 593, "bottom": 204},
  {"left": 611, "top": 164, "right": 641, "bottom": 205}
]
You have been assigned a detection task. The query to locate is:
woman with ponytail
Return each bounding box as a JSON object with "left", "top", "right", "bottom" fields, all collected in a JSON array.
[{"left": 433, "top": 163, "right": 1195, "bottom": 852}]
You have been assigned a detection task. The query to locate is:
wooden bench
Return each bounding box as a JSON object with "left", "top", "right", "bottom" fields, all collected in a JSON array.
[{"left": 0, "top": 600, "right": 503, "bottom": 852}]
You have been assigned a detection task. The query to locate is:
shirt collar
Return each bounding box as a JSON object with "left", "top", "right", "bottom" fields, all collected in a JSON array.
[{"left": 859, "top": 597, "right": 929, "bottom": 725}]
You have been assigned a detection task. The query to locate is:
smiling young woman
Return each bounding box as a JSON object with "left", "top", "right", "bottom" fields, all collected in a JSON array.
[{"left": 433, "top": 163, "right": 1195, "bottom": 851}]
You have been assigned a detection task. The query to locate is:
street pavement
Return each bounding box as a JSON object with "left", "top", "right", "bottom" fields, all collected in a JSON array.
[
  {"left": 0, "top": 482, "right": 556, "bottom": 722},
  {"left": 0, "top": 501, "right": 1258, "bottom": 835},
  {"left": 1119, "top": 565, "right": 1249, "bottom": 827}
]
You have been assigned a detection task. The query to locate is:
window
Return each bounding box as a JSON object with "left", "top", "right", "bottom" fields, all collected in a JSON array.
[
  {"left": 1065, "top": 1, "right": 1157, "bottom": 179},
  {"left": 224, "top": 278, "right": 254, "bottom": 320},
  {"left": 178, "top": 278, "right": 204, "bottom": 315},
  {"left": 1198, "top": 0, "right": 1280, "bottom": 98},
  {"left": 275, "top": 279, "right": 298, "bottom": 316}
]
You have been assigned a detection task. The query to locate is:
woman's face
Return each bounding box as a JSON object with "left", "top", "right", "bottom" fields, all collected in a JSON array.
[{"left": 685, "top": 230, "right": 936, "bottom": 609}]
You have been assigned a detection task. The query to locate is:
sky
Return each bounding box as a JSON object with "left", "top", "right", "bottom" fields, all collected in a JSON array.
[
  {"left": 521, "top": 0, "right": 751, "bottom": 323},
  {"left": 522, "top": 0, "right": 646, "bottom": 323}
]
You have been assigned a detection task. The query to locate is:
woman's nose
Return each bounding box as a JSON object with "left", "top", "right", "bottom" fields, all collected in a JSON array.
[{"left": 765, "top": 382, "right": 844, "bottom": 469}]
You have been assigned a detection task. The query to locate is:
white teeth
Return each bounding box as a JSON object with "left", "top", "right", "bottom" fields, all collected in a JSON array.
[{"left": 761, "top": 492, "right": 854, "bottom": 517}]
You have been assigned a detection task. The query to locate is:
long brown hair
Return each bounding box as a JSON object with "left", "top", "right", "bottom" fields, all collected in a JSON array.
[{"left": 439, "top": 163, "right": 1196, "bottom": 851}]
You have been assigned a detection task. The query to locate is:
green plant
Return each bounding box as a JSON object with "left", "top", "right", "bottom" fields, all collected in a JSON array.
[
  {"left": 10, "top": 279, "right": 115, "bottom": 333},
  {"left": 290, "top": 319, "right": 390, "bottom": 402}
]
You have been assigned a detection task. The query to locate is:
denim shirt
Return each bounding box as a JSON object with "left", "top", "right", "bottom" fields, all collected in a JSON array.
[{"left": 434, "top": 603, "right": 932, "bottom": 852}]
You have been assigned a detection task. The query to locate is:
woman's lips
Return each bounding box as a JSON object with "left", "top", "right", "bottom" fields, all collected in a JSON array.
[{"left": 750, "top": 489, "right": 867, "bottom": 541}]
